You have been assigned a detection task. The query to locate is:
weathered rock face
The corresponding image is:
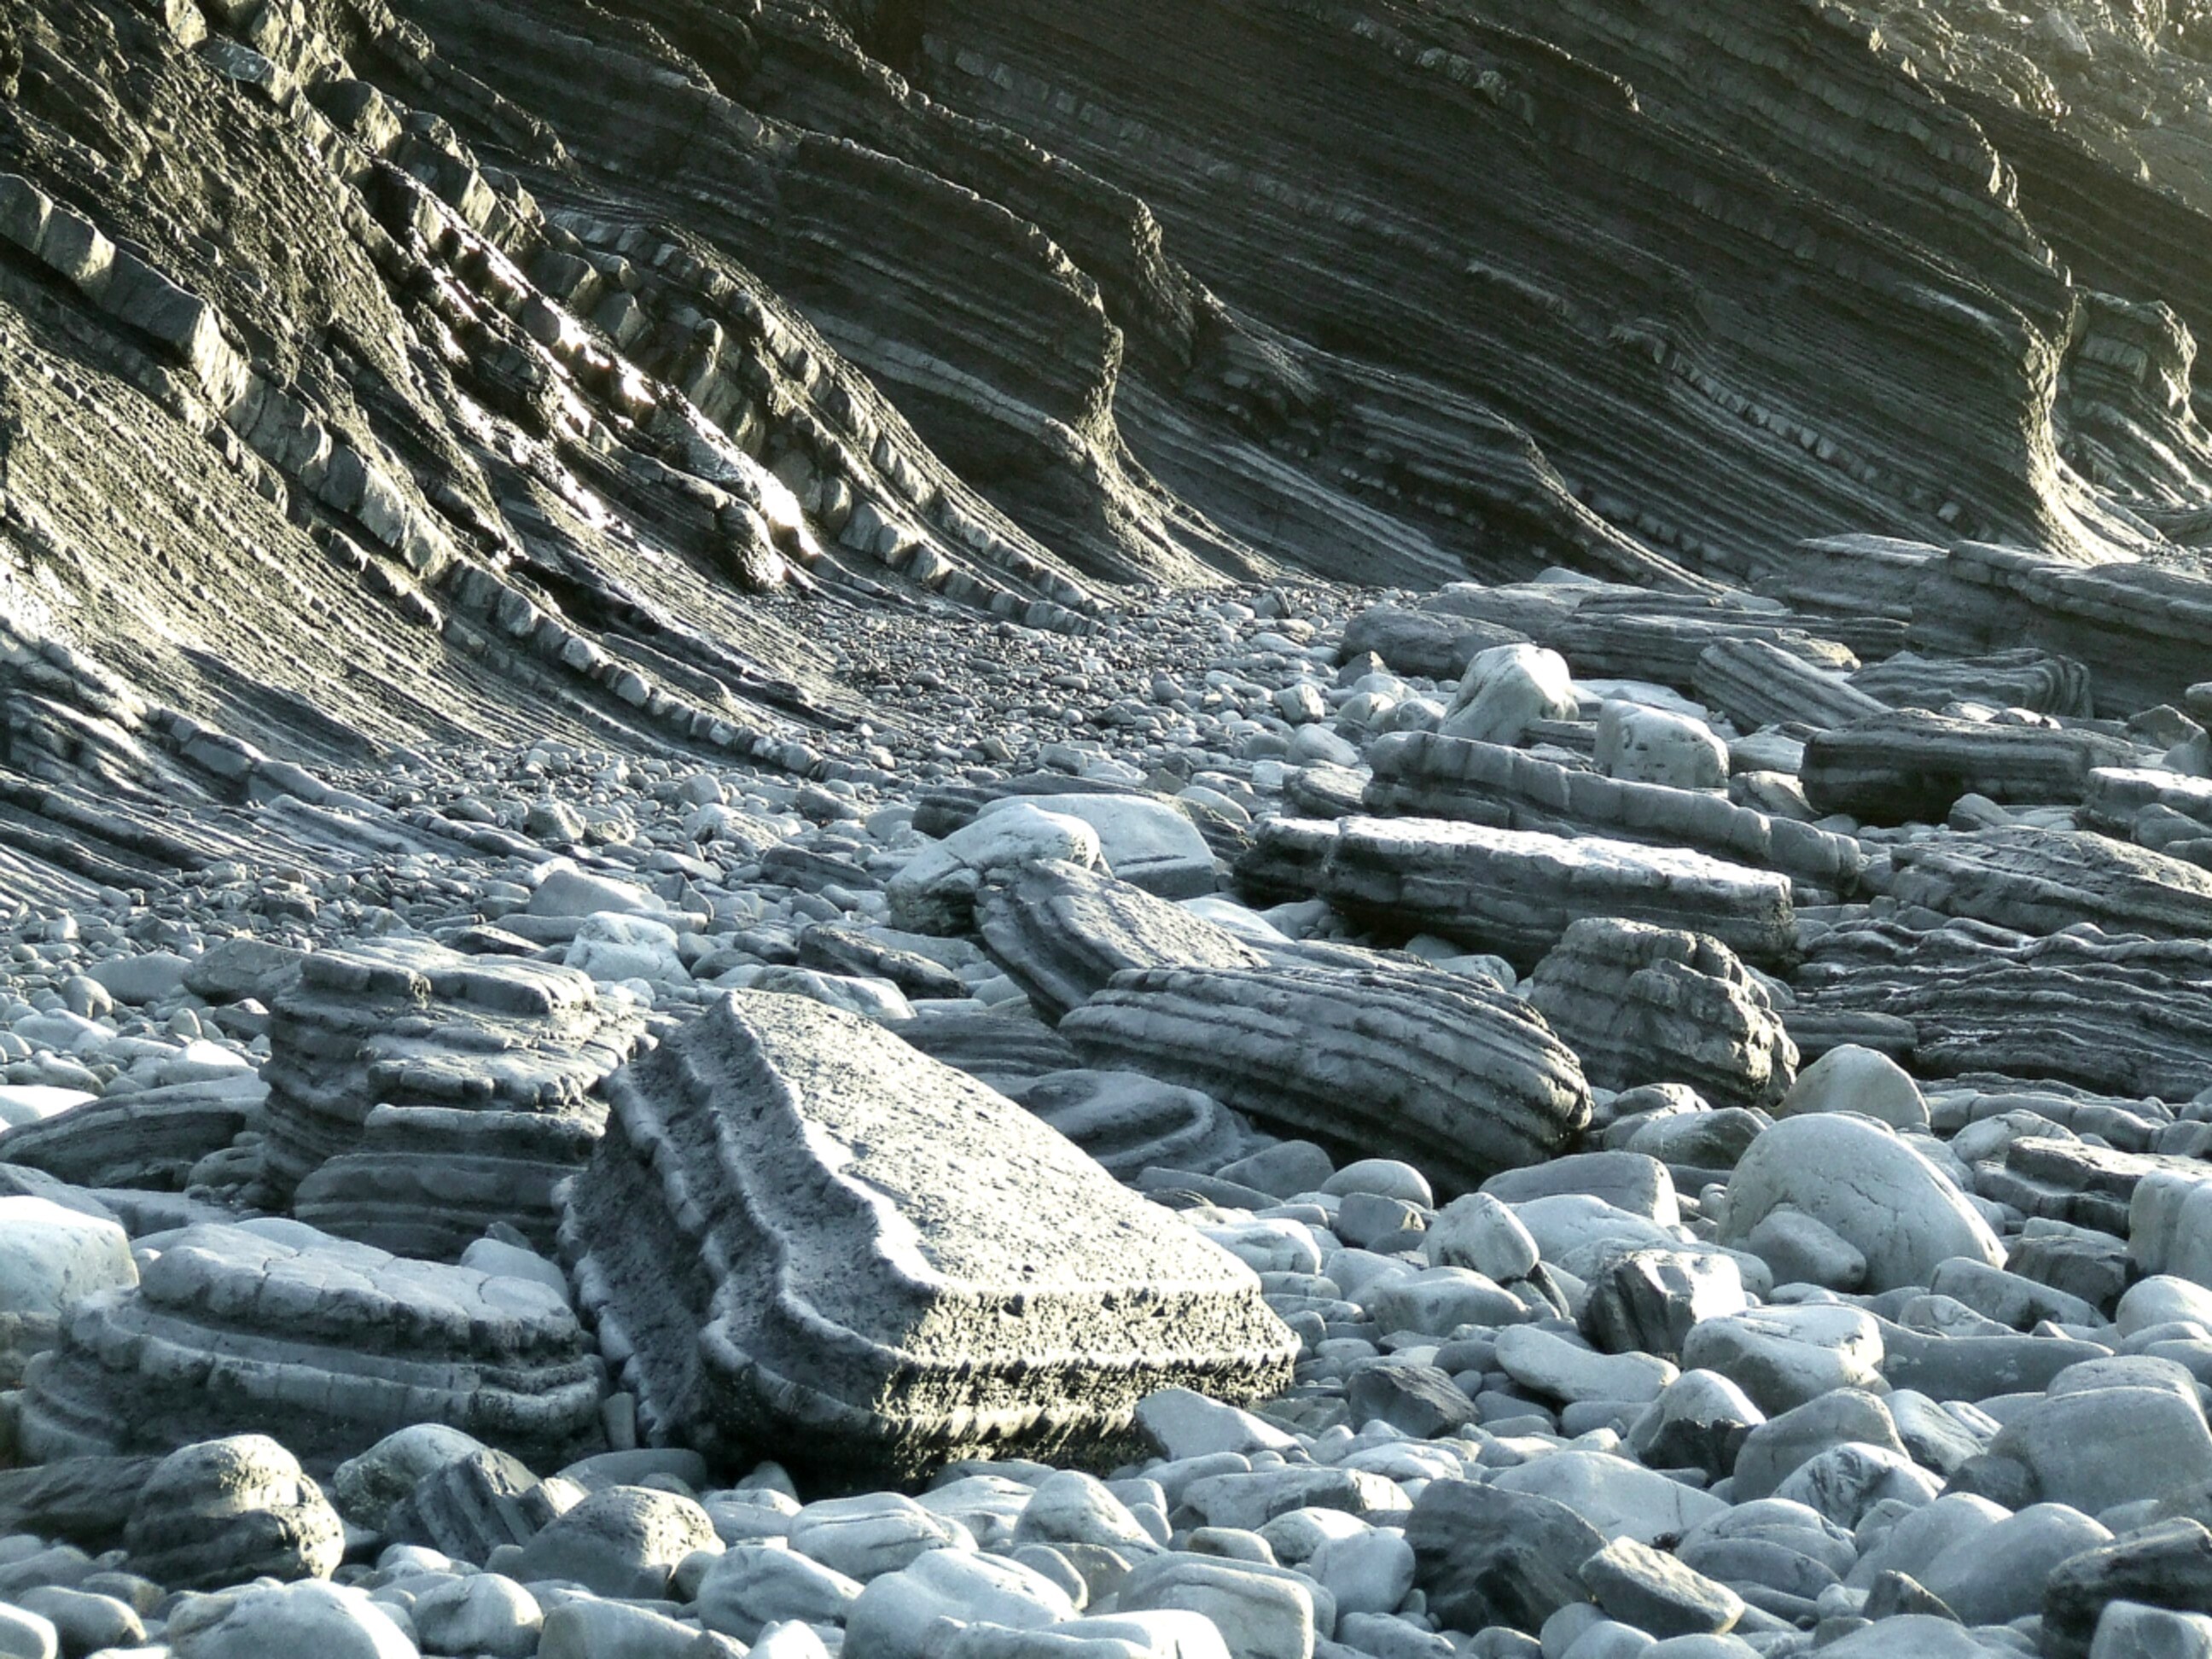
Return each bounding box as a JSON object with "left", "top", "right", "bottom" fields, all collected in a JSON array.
[
  {"left": 561, "top": 991, "right": 1295, "bottom": 1482},
  {"left": 19, "top": 1220, "right": 605, "bottom": 1467},
  {"left": 1057, "top": 963, "right": 1592, "bottom": 1195},
  {"left": 261, "top": 939, "right": 647, "bottom": 1257}
]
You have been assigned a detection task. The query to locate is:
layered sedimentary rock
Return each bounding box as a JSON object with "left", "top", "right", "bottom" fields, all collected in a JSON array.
[
  {"left": 975, "top": 859, "right": 1265, "bottom": 1020},
  {"left": 1848, "top": 649, "right": 2093, "bottom": 717},
  {"left": 1526, "top": 920, "right": 1798, "bottom": 1111},
  {"left": 19, "top": 1221, "right": 605, "bottom": 1467},
  {"left": 1007, "top": 1071, "right": 1246, "bottom": 1185},
  {"left": 261, "top": 939, "right": 647, "bottom": 1257},
  {"left": 1886, "top": 827, "right": 2212, "bottom": 940},
  {"left": 1691, "top": 640, "right": 1886, "bottom": 736},
  {"left": 1239, "top": 815, "right": 1796, "bottom": 966},
  {"left": 1793, "top": 917, "right": 2212, "bottom": 1099},
  {"left": 1416, "top": 588, "right": 1870, "bottom": 684},
  {"left": 561, "top": 992, "right": 1295, "bottom": 1481},
  {"left": 1058, "top": 963, "right": 1592, "bottom": 1193},
  {"left": 1361, "top": 732, "right": 1866, "bottom": 898},
  {"left": 887, "top": 1009, "right": 1083, "bottom": 1092},
  {"left": 1802, "top": 712, "right": 2134, "bottom": 822},
  {"left": 122, "top": 1436, "right": 346, "bottom": 1592},
  {"left": 2082, "top": 769, "right": 2212, "bottom": 841},
  {"left": 0, "top": 1077, "right": 262, "bottom": 1191}
]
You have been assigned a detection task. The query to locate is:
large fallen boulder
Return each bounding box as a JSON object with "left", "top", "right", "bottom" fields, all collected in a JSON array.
[{"left": 560, "top": 992, "right": 1295, "bottom": 1482}]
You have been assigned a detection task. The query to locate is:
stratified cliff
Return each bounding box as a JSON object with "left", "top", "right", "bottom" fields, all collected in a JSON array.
[{"left": 3, "top": 0, "right": 2211, "bottom": 785}]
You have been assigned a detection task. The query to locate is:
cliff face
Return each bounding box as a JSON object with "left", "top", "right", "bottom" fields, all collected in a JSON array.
[{"left": 3, "top": 0, "right": 2211, "bottom": 777}]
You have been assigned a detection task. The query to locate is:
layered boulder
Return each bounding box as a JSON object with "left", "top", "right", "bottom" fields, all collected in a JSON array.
[
  {"left": 261, "top": 939, "right": 649, "bottom": 1258},
  {"left": 1058, "top": 963, "right": 1592, "bottom": 1195},
  {"left": 18, "top": 1220, "right": 605, "bottom": 1467},
  {"left": 560, "top": 992, "right": 1295, "bottom": 1481}
]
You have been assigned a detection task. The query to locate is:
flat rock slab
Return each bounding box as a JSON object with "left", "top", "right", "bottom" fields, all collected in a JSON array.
[
  {"left": 1239, "top": 816, "right": 1796, "bottom": 968},
  {"left": 561, "top": 991, "right": 1295, "bottom": 1482},
  {"left": 1059, "top": 963, "right": 1591, "bottom": 1196},
  {"left": 18, "top": 1219, "right": 604, "bottom": 1468}
]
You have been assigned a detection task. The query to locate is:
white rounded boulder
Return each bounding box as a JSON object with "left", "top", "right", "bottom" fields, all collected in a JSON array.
[{"left": 1720, "top": 1113, "right": 2001, "bottom": 1292}]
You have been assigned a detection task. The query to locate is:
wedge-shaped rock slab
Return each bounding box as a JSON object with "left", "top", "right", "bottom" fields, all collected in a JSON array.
[
  {"left": 263, "top": 938, "right": 648, "bottom": 1258},
  {"left": 1241, "top": 816, "right": 1796, "bottom": 967},
  {"left": 1527, "top": 919, "right": 1798, "bottom": 1110},
  {"left": 561, "top": 991, "right": 1295, "bottom": 1482},
  {"left": 976, "top": 859, "right": 1266, "bottom": 1020},
  {"left": 1059, "top": 963, "right": 1591, "bottom": 1196},
  {"left": 18, "top": 1220, "right": 604, "bottom": 1468}
]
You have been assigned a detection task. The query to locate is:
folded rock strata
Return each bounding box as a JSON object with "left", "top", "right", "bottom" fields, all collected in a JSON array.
[
  {"left": 1885, "top": 827, "right": 2212, "bottom": 941},
  {"left": 1527, "top": 920, "right": 1798, "bottom": 1111},
  {"left": 560, "top": 991, "right": 1295, "bottom": 1481},
  {"left": 1239, "top": 815, "right": 1797, "bottom": 967},
  {"left": 1057, "top": 963, "right": 1592, "bottom": 1195},
  {"left": 261, "top": 938, "right": 647, "bottom": 1257},
  {"left": 975, "top": 860, "right": 1266, "bottom": 1020},
  {"left": 1793, "top": 918, "right": 2212, "bottom": 1099},
  {"left": 1361, "top": 732, "right": 1865, "bottom": 898},
  {"left": 19, "top": 1220, "right": 605, "bottom": 1468}
]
